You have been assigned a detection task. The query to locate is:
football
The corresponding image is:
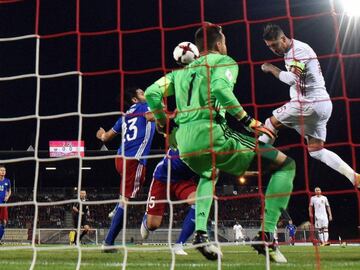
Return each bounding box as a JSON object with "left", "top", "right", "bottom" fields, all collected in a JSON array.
[{"left": 173, "top": 41, "right": 200, "bottom": 66}]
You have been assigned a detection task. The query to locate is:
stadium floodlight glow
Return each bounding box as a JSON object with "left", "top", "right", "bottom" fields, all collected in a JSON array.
[
  {"left": 45, "top": 167, "right": 57, "bottom": 170},
  {"left": 341, "top": 0, "right": 360, "bottom": 17},
  {"left": 81, "top": 167, "right": 92, "bottom": 170}
]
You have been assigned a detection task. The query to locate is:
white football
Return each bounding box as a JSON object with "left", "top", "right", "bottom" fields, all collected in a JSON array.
[{"left": 173, "top": 41, "right": 200, "bottom": 66}]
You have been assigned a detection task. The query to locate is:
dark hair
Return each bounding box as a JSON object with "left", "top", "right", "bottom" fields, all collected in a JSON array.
[
  {"left": 0, "top": 165, "right": 5, "bottom": 169},
  {"left": 263, "top": 24, "right": 284, "bottom": 41},
  {"left": 195, "top": 22, "right": 223, "bottom": 52},
  {"left": 123, "top": 87, "right": 141, "bottom": 108}
]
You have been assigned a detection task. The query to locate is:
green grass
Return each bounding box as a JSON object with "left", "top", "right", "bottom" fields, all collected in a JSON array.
[{"left": 0, "top": 244, "right": 359, "bottom": 270}]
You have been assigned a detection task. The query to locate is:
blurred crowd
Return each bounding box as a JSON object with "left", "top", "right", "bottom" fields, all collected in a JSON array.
[{"left": 6, "top": 187, "right": 262, "bottom": 229}]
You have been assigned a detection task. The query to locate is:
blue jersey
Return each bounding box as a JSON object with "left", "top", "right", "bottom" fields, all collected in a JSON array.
[
  {"left": 112, "top": 102, "right": 155, "bottom": 165},
  {"left": 286, "top": 224, "right": 296, "bottom": 236},
  {"left": 153, "top": 149, "right": 197, "bottom": 183},
  {"left": 0, "top": 178, "right": 11, "bottom": 203}
]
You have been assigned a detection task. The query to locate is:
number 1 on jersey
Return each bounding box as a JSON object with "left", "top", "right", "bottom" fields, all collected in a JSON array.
[{"left": 187, "top": 73, "right": 196, "bottom": 106}]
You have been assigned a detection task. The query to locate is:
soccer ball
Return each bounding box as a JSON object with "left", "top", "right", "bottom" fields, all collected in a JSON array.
[{"left": 173, "top": 41, "right": 200, "bottom": 66}]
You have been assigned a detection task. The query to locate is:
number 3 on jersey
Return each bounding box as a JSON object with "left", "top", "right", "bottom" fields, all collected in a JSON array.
[{"left": 123, "top": 118, "right": 138, "bottom": 141}]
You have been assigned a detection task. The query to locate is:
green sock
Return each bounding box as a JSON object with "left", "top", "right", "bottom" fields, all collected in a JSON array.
[
  {"left": 264, "top": 157, "right": 295, "bottom": 233},
  {"left": 195, "top": 177, "right": 214, "bottom": 232}
]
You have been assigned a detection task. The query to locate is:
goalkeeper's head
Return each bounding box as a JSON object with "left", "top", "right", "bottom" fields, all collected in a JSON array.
[
  {"left": 263, "top": 24, "right": 291, "bottom": 57},
  {"left": 195, "top": 22, "right": 227, "bottom": 55}
]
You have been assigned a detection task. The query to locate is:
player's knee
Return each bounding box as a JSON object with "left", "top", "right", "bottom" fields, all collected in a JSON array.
[
  {"left": 147, "top": 216, "right": 162, "bottom": 230},
  {"left": 264, "top": 118, "right": 278, "bottom": 133},
  {"left": 308, "top": 148, "right": 324, "bottom": 160}
]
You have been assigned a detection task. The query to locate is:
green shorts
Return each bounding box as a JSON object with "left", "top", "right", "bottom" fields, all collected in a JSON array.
[{"left": 176, "top": 120, "right": 279, "bottom": 179}]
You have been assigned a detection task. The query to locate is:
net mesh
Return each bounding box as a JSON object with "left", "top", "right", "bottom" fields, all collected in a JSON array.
[{"left": 0, "top": 0, "right": 359, "bottom": 269}]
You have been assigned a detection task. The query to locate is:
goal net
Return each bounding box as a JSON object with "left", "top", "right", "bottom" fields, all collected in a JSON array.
[{"left": 0, "top": 0, "right": 359, "bottom": 269}]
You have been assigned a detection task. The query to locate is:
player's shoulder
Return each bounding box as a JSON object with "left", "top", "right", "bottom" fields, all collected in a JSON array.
[
  {"left": 211, "top": 54, "right": 237, "bottom": 66},
  {"left": 137, "top": 102, "right": 149, "bottom": 110},
  {"left": 129, "top": 102, "right": 148, "bottom": 114},
  {"left": 293, "top": 39, "right": 315, "bottom": 55},
  {"left": 168, "top": 148, "right": 179, "bottom": 157},
  {"left": 126, "top": 104, "right": 137, "bottom": 114},
  {"left": 293, "top": 39, "right": 311, "bottom": 49}
]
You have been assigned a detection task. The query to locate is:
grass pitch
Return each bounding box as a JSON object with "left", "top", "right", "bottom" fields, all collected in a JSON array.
[{"left": 0, "top": 244, "right": 359, "bottom": 270}]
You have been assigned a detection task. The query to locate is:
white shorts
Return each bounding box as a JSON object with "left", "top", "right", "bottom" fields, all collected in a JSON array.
[
  {"left": 315, "top": 217, "right": 329, "bottom": 229},
  {"left": 235, "top": 233, "right": 244, "bottom": 240},
  {"left": 273, "top": 99, "right": 332, "bottom": 141}
]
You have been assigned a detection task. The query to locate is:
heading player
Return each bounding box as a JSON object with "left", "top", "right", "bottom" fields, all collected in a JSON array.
[
  {"left": 309, "top": 187, "right": 332, "bottom": 246},
  {"left": 0, "top": 165, "right": 11, "bottom": 244},
  {"left": 96, "top": 88, "right": 155, "bottom": 250},
  {"left": 259, "top": 24, "right": 359, "bottom": 187},
  {"left": 145, "top": 23, "right": 295, "bottom": 263}
]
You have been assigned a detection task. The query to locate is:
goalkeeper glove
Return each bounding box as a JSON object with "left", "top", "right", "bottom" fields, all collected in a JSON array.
[{"left": 239, "top": 114, "right": 275, "bottom": 140}]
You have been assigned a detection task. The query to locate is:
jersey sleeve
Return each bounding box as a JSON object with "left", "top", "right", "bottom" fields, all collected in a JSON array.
[
  {"left": 111, "top": 117, "right": 123, "bottom": 134},
  {"left": 136, "top": 103, "right": 151, "bottom": 114},
  {"left": 6, "top": 179, "right": 11, "bottom": 191},
  {"left": 145, "top": 73, "right": 175, "bottom": 120},
  {"left": 210, "top": 56, "right": 244, "bottom": 116},
  {"left": 288, "top": 46, "right": 309, "bottom": 70},
  {"left": 281, "top": 45, "right": 309, "bottom": 86}
]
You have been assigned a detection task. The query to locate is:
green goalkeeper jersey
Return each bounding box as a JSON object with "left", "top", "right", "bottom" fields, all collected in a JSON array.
[{"left": 145, "top": 53, "right": 244, "bottom": 125}]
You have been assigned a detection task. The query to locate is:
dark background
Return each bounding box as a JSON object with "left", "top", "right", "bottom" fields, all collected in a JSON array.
[{"left": 0, "top": 0, "right": 360, "bottom": 239}]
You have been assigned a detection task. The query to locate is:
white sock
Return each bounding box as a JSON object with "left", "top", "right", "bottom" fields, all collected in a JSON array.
[
  {"left": 309, "top": 148, "right": 356, "bottom": 185},
  {"left": 324, "top": 230, "right": 329, "bottom": 243},
  {"left": 318, "top": 231, "right": 324, "bottom": 243},
  {"left": 258, "top": 118, "right": 278, "bottom": 144}
]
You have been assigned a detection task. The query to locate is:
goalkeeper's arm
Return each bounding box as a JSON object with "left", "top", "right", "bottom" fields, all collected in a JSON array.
[
  {"left": 145, "top": 76, "right": 175, "bottom": 128},
  {"left": 212, "top": 79, "right": 275, "bottom": 139}
]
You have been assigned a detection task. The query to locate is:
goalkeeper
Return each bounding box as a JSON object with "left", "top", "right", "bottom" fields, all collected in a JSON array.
[{"left": 145, "top": 23, "right": 295, "bottom": 262}]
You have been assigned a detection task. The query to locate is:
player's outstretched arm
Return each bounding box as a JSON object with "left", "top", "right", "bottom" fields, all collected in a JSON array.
[
  {"left": 145, "top": 76, "right": 175, "bottom": 120},
  {"left": 96, "top": 127, "right": 117, "bottom": 143},
  {"left": 261, "top": 62, "right": 304, "bottom": 86},
  {"left": 236, "top": 111, "right": 276, "bottom": 140},
  {"left": 145, "top": 75, "right": 175, "bottom": 135},
  {"left": 212, "top": 84, "right": 275, "bottom": 139}
]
